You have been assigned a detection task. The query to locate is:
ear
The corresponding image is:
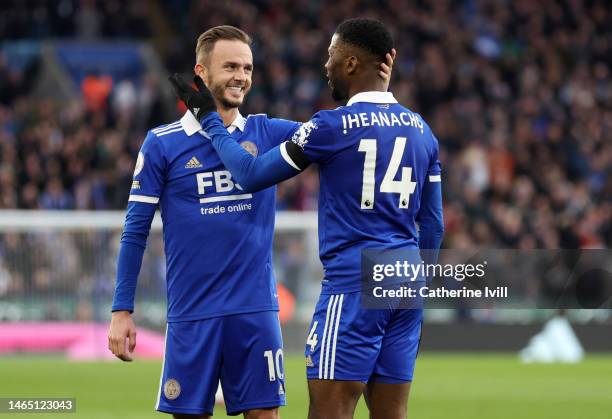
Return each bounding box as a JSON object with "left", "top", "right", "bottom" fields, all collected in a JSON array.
[
  {"left": 194, "top": 63, "right": 209, "bottom": 87},
  {"left": 346, "top": 55, "right": 358, "bottom": 76}
]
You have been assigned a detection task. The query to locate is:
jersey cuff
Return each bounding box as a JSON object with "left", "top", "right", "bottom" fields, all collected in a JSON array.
[
  {"left": 111, "top": 307, "right": 134, "bottom": 313},
  {"left": 282, "top": 141, "right": 310, "bottom": 171},
  {"left": 128, "top": 194, "right": 160, "bottom": 204}
]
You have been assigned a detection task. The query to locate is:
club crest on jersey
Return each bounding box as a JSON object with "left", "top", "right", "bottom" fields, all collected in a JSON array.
[
  {"left": 164, "top": 378, "right": 181, "bottom": 400},
  {"left": 240, "top": 141, "right": 258, "bottom": 157},
  {"left": 291, "top": 120, "right": 317, "bottom": 150},
  {"left": 133, "top": 152, "right": 145, "bottom": 176}
]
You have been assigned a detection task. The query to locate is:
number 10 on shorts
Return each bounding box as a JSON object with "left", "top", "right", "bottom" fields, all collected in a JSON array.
[{"left": 264, "top": 349, "right": 284, "bottom": 381}]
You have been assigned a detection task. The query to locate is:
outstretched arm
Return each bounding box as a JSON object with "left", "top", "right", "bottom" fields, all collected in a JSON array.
[
  {"left": 167, "top": 57, "right": 398, "bottom": 190},
  {"left": 200, "top": 113, "right": 310, "bottom": 192},
  {"left": 168, "top": 74, "right": 311, "bottom": 191}
]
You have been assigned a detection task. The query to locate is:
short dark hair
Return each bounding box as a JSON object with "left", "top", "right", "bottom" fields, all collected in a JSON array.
[
  {"left": 335, "top": 18, "right": 393, "bottom": 62},
  {"left": 196, "top": 25, "right": 252, "bottom": 65}
]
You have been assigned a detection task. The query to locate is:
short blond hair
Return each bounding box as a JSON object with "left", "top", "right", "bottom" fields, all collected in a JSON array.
[{"left": 195, "top": 25, "right": 252, "bottom": 65}]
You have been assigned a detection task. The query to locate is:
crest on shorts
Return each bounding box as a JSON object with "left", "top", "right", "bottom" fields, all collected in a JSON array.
[
  {"left": 164, "top": 378, "right": 181, "bottom": 400},
  {"left": 240, "top": 141, "right": 258, "bottom": 157}
]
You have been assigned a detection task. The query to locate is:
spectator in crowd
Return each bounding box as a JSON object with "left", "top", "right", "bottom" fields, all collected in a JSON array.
[{"left": 81, "top": 72, "right": 113, "bottom": 113}]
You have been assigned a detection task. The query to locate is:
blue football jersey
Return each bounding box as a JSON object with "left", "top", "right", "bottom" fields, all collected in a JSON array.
[
  {"left": 131, "top": 111, "right": 299, "bottom": 321},
  {"left": 290, "top": 91, "right": 442, "bottom": 293}
]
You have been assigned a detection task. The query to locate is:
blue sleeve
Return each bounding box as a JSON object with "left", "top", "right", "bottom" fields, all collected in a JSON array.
[
  {"left": 111, "top": 192, "right": 157, "bottom": 312},
  {"left": 128, "top": 130, "right": 166, "bottom": 205},
  {"left": 200, "top": 113, "right": 307, "bottom": 192},
  {"left": 288, "top": 112, "right": 335, "bottom": 163},
  {"left": 265, "top": 118, "right": 301, "bottom": 149},
  {"left": 416, "top": 181, "right": 443, "bottom": 250},
  {"left": 416, "top": 135, "right": 444, "bottom": 265}
]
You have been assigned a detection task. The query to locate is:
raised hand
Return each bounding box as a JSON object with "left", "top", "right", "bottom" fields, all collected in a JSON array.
[
  {"left": 379, "top": 48, "right": 396, "bottom": 91},
  {"left": 168, "top": 74, "right": 217, "bottom": 121}
]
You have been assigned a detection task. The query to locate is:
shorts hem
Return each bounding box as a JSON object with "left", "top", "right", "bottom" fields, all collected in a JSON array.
[
  {"left": 306, "top": 374, "right": 368, "bottom": 383},
  {"left": 369, "top": 375, "right": 413, "bottom": 384},
  {"left": 156, "top": 404, "right": 213, "bottom": 415},
  {"left": 226, "top": 399, "right": 285, "bottom": 416}
]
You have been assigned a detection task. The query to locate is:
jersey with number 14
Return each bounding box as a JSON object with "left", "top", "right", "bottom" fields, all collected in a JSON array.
[{"left": 290, "top": 91, "right": 442, "bottom": 294}]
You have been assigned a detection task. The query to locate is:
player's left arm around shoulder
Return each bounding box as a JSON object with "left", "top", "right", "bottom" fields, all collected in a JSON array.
[{"left": 199, "top": 113, "right": 310, "bottom": 192}]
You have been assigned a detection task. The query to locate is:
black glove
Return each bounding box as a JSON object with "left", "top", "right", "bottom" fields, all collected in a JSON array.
[{"left": 168, "top": 74, "right": 216, "bottom": 121}]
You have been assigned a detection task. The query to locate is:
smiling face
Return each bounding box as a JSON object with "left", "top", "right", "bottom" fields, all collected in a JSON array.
[
  {"left": 325, "top": 34, "right": 350, "bottom": 101},
  {"left": 196, "top": 39, "right": 253, "bottom": 110}
]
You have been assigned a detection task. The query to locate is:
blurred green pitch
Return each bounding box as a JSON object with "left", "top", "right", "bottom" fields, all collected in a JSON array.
[{"left": 0, "top": 353, "right": 611, "bottom": 418}]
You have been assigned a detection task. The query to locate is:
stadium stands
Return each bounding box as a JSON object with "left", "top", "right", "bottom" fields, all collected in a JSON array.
[
  {"left": 0, "top": 0, "right": 609, "bottom": 248},
  {"left": 0, "top": 1, "right": 610, "bottom": 320}
]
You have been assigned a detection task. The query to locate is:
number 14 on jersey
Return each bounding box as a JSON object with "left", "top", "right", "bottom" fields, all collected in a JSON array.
[{"left": 358, "top": 137, "right": 417, "bottom": 210}]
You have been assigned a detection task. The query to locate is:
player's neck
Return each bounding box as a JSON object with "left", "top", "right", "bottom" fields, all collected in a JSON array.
[
  {"left": 217, "top": 107, "right": 240, "bottom": 128},
  {"left": 348, "top": 79, "right": 387, "bottom": 100}
]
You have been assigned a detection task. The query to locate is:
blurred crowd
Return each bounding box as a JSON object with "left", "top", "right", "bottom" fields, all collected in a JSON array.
[
  {"left": 169, "top": 0, "right": 612, "bottom": 249},
  {"left": 0, "top": 70, "right": 165, "bottom": 210},
  {"left": 0, "top": 0, "right": 151, "bottom": 40},
  {"left": 1, "top": 0, "right": 611, "bottom": 253}
]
